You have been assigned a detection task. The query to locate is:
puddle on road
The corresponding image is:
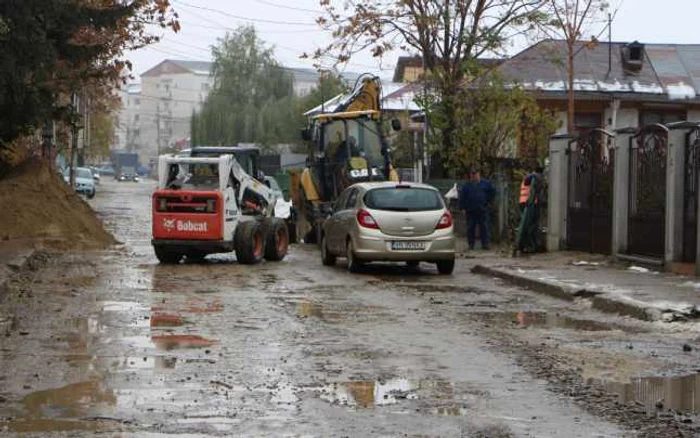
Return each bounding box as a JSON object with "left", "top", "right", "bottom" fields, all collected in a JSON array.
[
  {"left": 152, "top": 298, "right": 224, "bottom": 315},
  {"left": 316, "top": 379, "right": 418, "bottom": 408},
  {"left": 151, "top": 334, "right": 216, "bottom": 351},
  {"left": 22, "top": 380, "right": 116, "bottom": 418},
  {"left": 297, "top": 301, "right": 345, "bottom": 323},
  {"left": 429, "top": 404, "right": 469, "bottom": 416},
  {"left": 120, "top": 356, "right": 178, "bottom": 370},
  {"left": 151, "top": 313, "right": 185, "bottom": 328},
  {"left": 478, "top": 311, "right": 630, "bottom": 332},
  {"left": 102, "top": 301, "right": 149, "bottom": 313},
  {"left": 3, "top": 381, "right": 125, "bottom": 433},
  {"left": 595, "top": 372, "right": 700, "bottom": 414},
  {"left": 295, "top": 300, "right": 383, "bottom": 324},
  {"left": 183, "top": 297, "right": 224, "bottom": 314}
]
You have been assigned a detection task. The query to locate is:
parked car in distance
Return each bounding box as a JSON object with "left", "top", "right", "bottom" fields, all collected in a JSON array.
[
  {"left": 63, "top": 167, "right": 96, "bottom": 199},
  {"left": 98, "top": 165, "right": 115, "bottom": 176},
  {"left": 320, "top": 182, "right": 455, "bottom": 274},
  {"left": 88, "top": 167, "right": 101, "bottom": 185}
]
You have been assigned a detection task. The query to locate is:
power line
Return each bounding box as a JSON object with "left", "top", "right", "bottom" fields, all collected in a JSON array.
[
  {"left": 172, "top": 0, "right": 318, "bottom": 27},
  {"left": 249, "top": 0, "right": 319, "bottom": 14},
  {"left": 176, "top": 20, "right": 320, "bottom": 34},
  {"left": 143, "top": 45, "right": 210, "bottom": 62}
]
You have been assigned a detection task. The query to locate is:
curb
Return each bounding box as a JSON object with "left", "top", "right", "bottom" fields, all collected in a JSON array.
[
  {"left": 472, "top": 264, "right": 686, "bottom": 322},
  {"left": 471, "top": 265, "right": 578, "bottom": 302}
]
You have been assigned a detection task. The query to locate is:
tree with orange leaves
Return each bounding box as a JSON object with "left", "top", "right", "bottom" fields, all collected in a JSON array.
[
  {"left": 0, "top": 0, "right": 178, "bottom": 152},
  {"left": 312, "top": 0, "right": 544, "bottom": 169}
]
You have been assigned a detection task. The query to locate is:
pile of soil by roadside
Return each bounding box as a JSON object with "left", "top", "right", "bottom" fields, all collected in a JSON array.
[{"left": 0, "top": 159, "right": 115, "bottom": 249}]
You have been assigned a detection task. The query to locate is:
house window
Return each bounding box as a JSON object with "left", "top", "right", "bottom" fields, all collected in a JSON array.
[
  {"left": 639, "top": 110, "right": 686, "bottom": 127},
  {"left": 574, "top": 112, "right": 603, "bottom": 135}
]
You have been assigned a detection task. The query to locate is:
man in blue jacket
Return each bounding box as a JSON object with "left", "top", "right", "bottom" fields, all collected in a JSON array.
[{"left": 459, "top": 167, "right": 496, "bottom": 250}]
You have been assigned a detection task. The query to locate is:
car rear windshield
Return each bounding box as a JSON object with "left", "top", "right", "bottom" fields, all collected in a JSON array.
[
  {"left": 77, "top": 169, "right": 93, "bottom": 179},
  {"left": 364, "top": 187, "right": 444, "bottom": 212}
]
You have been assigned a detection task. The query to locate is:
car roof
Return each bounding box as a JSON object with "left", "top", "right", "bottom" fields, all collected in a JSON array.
[
  {"left": 191, "top": 146, "right": 260, "bottom": 153},
  {"left": 349, "top": 181, "right": 440, "bottom": 191}
]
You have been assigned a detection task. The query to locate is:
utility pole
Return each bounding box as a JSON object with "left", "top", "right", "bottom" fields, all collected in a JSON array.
[
  {"left": 156, "top": 110, "right": 161, "bottom": 157},
  {"left": 69, "top": 92, "right": 80, "bottom": 188},
  {"left": 79, "top": 97, "right": 89, "bottom": 167}
]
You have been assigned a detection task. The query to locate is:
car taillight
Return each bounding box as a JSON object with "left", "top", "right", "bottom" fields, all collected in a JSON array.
[
  {"left": 206, "top": 199, "right": 216, "bottom": 213},
  {"left": 357, "top": 209, "right": 379, "bottom": 229},
  {"left": 436, "top": 211, "right": 452, "bottom": 230},
  {"left": 157, "top": 198, "right": 167, "bottom": 212}
]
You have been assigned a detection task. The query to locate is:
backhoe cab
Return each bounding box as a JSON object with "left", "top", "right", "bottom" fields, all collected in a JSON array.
[{"left": 296, "top": 74, "right": 401, "bottom": 243}]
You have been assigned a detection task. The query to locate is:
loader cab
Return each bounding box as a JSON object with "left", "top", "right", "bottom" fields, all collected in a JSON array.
[{"left": 190, "top": 146, "right": 260, "bottom": 181}]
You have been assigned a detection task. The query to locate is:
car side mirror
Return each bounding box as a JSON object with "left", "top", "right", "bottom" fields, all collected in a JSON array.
[
  {"left": 391, "top": 119, "right": 402, "bottom": 131},
  {"left": 301, "top": 128, "right": 312, "bottom": 142}
]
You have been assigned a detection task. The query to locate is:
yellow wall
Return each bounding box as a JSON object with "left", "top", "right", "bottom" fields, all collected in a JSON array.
[{"left": 402, "top": 66, "right": 424, "bottom": 83}]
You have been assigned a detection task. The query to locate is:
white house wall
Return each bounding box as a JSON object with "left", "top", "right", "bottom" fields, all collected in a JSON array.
[
  {"left": 616, "top": 108, "right": 639, "bottom": 129},
  {"left": 688, "top": 109, "right": 700, "bottom": 123},
  {"left": 555, "top": 111, "right": 567, "bottom": 135},
  {"left": 138, "top": 72, "right": 213, "bottom": 161}
]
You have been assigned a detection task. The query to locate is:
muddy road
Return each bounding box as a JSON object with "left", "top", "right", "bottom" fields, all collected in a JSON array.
[{"left": 2, "top": 181, "right": 700, "bottom": 437}]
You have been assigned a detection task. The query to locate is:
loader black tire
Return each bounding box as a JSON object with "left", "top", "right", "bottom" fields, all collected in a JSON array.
[
  {"left": 234, "top": 220, "right": 265, "bottom": 265},
  {"left": 154, "top": 247, "right": 182, "bottom": 265},
  {"left": 287, "top": 219, "right": 297, "bottom": 244},
  {"left": 262, "top": 218, "right": 289, "bottom": 261}
]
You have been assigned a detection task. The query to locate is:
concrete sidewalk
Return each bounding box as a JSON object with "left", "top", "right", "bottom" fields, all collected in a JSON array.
[{"left": 472, "top": 252, "right": 700, "bottom": 322}]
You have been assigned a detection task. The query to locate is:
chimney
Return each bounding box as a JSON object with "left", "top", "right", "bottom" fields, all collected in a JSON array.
[{"left": 621, "top": 41, "right": 645, "bottom": 75}]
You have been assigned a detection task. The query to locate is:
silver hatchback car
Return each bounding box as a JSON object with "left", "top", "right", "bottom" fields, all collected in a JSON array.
[{"left": 321, "top": 182, "right": 456, "bottom": 274}]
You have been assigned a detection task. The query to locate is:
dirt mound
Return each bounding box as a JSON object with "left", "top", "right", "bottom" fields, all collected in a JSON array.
[{"left": 0, "top": 160, "right": 115, "bottom": 249}]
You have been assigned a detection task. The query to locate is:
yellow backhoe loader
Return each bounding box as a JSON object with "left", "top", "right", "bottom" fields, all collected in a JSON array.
[{"left": 296, "top": 74, "right": 401, "bottom": 243}]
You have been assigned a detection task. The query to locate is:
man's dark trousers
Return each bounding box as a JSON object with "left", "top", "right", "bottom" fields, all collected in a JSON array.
[{"left": 467, "top": 211, "right": 489, "bottom": 250}]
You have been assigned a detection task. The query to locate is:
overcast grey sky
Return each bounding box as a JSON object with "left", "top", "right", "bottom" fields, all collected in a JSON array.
[{"left": 126, "top": 0, "right": 698, "bottom": 81}]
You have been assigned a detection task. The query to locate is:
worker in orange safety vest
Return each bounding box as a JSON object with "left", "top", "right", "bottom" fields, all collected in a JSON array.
[
  {"left": 519, "top": 166, "right": 544, "bottom": 211},
  {"left": 517, "top": 166, "right": 545, "bottom": 253}
]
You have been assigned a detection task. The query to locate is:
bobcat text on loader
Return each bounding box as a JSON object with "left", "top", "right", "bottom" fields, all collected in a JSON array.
[{"left": 151, "top": 154, "right": 289, "bottom": 264}]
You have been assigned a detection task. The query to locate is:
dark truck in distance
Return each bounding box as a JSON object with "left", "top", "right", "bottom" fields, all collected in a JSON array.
[{"left": 111, "top": 151, "right": 140, "bottom": 181}]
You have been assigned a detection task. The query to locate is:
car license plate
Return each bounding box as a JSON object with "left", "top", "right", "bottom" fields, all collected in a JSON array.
[{"left": 391, "top": 241, "right": 425, "bottom": 251}]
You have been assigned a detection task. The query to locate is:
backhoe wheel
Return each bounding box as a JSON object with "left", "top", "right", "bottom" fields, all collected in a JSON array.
[
  {"left": 321, "top": 234, "right": 336, "bottom": 266},
  {"left": 154, "top": 247, "right": 182, "bottom": 265},
  {"left": 234, "top": 221, "right": 265, "bottom": 265},
  {"left": 262, "top": 218, "right": 289, "bottom": 262}
]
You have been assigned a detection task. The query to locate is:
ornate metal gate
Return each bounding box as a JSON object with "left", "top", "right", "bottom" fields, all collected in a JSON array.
[
  {"left": 628, "top": 125, "right": 668, "bottom": 258},
  {"left": 567, "top": 129, "right": 615, "bottom": 254},
  {"left": 683, "top": 128, "right": 700, "bottom": 262}
]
